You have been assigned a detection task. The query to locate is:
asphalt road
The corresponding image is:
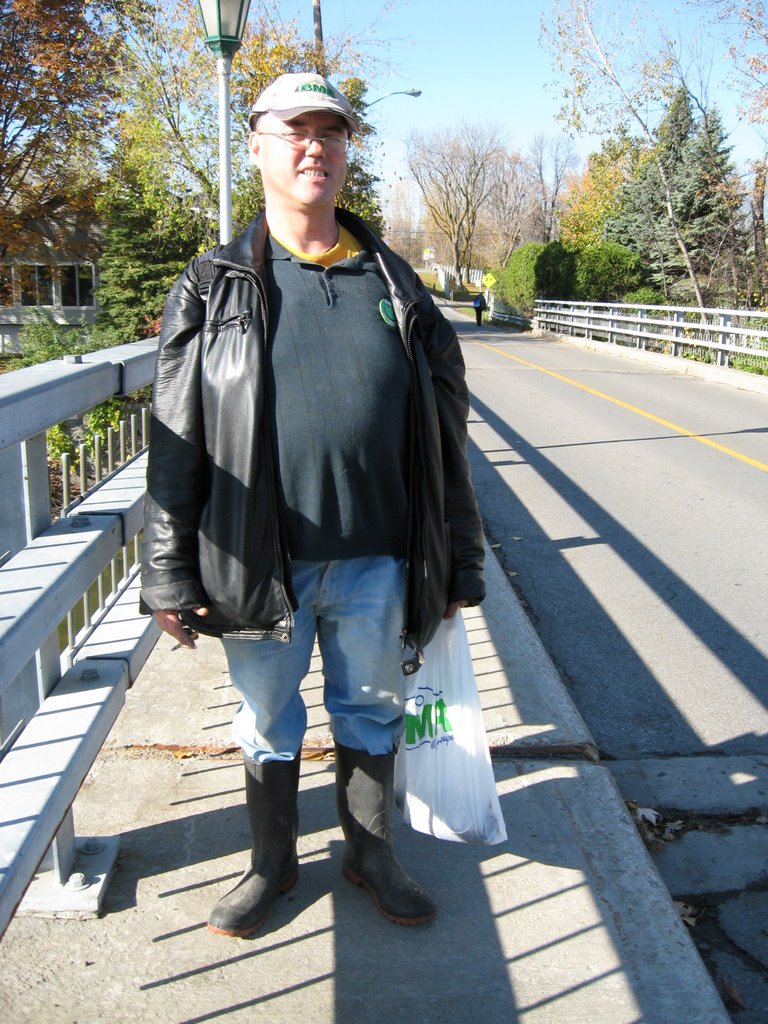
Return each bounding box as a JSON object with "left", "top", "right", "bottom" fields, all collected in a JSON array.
[{"left": 449, "top": 310, "right": 768, "bottom": 761}]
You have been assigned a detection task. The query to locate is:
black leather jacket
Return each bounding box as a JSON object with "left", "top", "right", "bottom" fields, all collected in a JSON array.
[{"left": 141, "top": 209, "right": 485, "bottom": 670}]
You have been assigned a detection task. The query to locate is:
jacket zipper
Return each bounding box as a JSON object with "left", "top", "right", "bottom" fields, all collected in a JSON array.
[
  {"left": 215, "top": 267, "right": 296, "bottom": 639},
  {"left": 251, "top": 269, "right": 297, "bottom": 632},
  {"left": 400, "top": 307, "right": 427, "bottom": 674},
  {"left": 208, "top": 309, "right": 252, "bottom": 333},
  {"left": 401, "top": 302, "right": 419, "bottom": 361}
]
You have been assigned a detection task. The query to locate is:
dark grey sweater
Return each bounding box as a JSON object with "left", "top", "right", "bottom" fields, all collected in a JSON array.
[{"left": 266, "top": 237, "right": 411, "bottom": 561}]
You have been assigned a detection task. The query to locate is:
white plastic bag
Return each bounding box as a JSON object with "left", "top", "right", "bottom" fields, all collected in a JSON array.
[{"left": 394, "top": 612, "right": 507, "bottom": 845}]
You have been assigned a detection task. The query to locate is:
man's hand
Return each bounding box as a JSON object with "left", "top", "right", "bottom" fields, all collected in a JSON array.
[
  {"left": 444, "top": 599, "right": 470, "bottom": 619},
  {"left": 153, "top": 607, "right": 209, "bottom": 649}
]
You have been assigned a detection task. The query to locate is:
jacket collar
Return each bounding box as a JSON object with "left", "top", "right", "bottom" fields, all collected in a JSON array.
[
  {"left": 214, "top": 213, "right": 270, "bottom": 274},
  {"left": 213, "top": 207, "right": 423, "bottom": 307}
]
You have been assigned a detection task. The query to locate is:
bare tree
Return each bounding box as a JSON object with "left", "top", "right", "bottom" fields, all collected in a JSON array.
[
  {"left": 383, "top": 178, "right": 424, "bottom": 264},
  {"left": 407, "top": 122, "right": 505, "bottom": 286},
  {"left": 473, "top": 150, "right": 536, "bottom": 267},
  {"left": 529, "top": 134, "right": 579, "bottom": 242}
]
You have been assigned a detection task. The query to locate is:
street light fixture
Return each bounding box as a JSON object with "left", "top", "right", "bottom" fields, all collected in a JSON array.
[
  {"left": 197, "top": 1, "right": 252, "bottom": 244},
  {"left": 366, "top": 89, "right": 422, "bottom": 109}
]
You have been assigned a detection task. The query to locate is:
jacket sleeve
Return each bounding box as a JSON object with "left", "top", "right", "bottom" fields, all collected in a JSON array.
[
  {"left": 416, "top": 287, "right": 486, "bottom": 605},
  {"left": 140, "top": 255, "right": 213, "bottom": 613}
]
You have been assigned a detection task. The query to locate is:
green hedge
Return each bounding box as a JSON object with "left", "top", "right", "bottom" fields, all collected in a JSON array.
[
  {"left": 494, "top": 239, "right": 648, "bottom": 313},
  {"left": 494, "top": 243, "right": 544, "bottom": 313},
  {"left": 574, "top": 242, "right": 643, "bottom": 301}
]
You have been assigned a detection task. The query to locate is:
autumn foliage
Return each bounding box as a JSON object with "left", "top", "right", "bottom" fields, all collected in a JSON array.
[{"left": 0, "top": 0, "right": 120, "bottom": 257}]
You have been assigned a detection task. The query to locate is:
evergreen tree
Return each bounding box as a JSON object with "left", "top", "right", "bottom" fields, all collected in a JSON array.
[
  {"left": 93, "top": 145, "right": 209, "bottom": 345},
  {"left": 607, "top": 89, "right": 746, "bottom": 305},
  {"left": 607, "top": 153, "right": 678, "bottom": 298},
  {"left": 674, "top": 109, "right": 746, "bottom": 305},
  {"left": 657, "top": 89, "right": 695, "bottom": 177}
]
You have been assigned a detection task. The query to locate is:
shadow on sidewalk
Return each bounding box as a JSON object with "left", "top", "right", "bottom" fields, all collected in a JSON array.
[{"left": 77, "top": 754, "right": 714, "bottom": 1023}]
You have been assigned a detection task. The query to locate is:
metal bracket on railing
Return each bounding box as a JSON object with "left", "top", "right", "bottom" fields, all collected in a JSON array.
[{"left": 0, "top": 719, "right": 25, "bottom": 765}]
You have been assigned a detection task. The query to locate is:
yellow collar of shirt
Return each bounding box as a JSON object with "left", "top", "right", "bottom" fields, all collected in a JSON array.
[{"left": 271, "top": 224, "right": 362, "bottom": 268}]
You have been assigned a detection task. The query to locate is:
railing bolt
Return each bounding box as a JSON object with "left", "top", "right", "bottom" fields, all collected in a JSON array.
[
  {"left": 79, "top": 839, "right": 103, "bottom": 856},
  {"left": 81, "top": 668, "right": 99, "bottom": 682},
  {"left": 66, "top": 871, "right": 89, "bottom": 891}
]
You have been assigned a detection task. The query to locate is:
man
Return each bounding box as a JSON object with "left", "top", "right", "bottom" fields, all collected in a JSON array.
[{"left": 141, "top": 72, "right": 485, "bottom": 938}]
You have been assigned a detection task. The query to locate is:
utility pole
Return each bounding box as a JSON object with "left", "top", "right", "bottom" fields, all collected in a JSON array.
[
  {"left": 312, "top": 0, "right": 326, "bottom": 74},
  {"left": 312, "top": 0, "right": 323, "bottom": 44}
]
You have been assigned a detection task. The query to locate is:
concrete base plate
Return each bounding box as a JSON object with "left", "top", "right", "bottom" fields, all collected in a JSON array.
[{"left": 18, "top": 835, "right": 120, "bottom": 920}]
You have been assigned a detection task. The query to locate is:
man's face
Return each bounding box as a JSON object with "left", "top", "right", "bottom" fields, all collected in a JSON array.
[{"left": 249, "top": 110, "right": 349, "bottom": 214}]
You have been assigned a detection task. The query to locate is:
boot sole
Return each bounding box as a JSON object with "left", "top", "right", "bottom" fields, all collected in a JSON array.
[
  {"left": 207, "top": 868, "right": 298, "bottom": 938},
  {"left": 342, "top": 866, "right": 436, "bottom": 926}
]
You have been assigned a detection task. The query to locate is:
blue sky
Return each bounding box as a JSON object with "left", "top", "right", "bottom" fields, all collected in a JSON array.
[{"left": 272, "top": 0, "right": 766, "bottom": 185}]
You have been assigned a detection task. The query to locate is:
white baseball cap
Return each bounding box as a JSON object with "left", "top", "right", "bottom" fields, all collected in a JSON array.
[{"left": 249, "top": 73, "right": 359, "bottom": 134}]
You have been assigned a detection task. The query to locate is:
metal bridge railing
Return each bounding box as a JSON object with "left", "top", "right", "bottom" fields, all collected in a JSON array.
[
  {"left": 534, "top": 300, "right": 768, "bottom": 374},
  {"left": 0, "top": 340, "right": 160, "bottom": 937}
]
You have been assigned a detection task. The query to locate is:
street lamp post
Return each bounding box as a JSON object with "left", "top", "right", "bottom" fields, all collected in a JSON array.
[
  {"left": 196, "top": 1, "right": 252, "bottom": 244},
  {"left": 366, "top": 89, "right": 422, "bottom": 109}
]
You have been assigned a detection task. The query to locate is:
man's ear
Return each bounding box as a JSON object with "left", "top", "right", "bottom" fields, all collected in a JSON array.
[{"left": 248, "top": 132, "right": 261, "bottom": 167}]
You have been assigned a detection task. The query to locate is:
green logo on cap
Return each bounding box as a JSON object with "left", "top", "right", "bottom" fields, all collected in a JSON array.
[
  {"left": 379, "top": 299, "right": 396, "bottom": 328},
  {"left": 298, "top": 83, "right": 336, "bottom": 98}
]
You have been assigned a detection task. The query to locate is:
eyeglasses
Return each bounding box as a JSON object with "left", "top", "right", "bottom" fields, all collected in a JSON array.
[{"left": 257, "top": 131, "right": 350, "bottom": 153}]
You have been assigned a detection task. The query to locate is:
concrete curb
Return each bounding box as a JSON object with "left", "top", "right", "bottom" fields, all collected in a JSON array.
[{"left": 477, "top": 538, "right": 597, "bottom": 758}]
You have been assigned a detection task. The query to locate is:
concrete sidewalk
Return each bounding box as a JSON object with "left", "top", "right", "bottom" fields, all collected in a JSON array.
[{"left": 1, "top": 542, "right": 730, "bottom": 1023}]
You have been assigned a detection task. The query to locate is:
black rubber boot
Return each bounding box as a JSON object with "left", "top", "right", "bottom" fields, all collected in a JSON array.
[
  {"left": 335, "top": 743, "right": 436, "bottom": 926},
  {"left": 207, "top": 755, "right": 301, "bottom": 937}
]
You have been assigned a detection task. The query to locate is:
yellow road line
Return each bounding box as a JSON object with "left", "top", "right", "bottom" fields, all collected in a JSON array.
[{"left": 476, "top": 341, "right": 768, "bottom": 474}]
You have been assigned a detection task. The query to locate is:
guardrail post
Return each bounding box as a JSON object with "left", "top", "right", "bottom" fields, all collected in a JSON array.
[
  {"left": 637, "top": 309, "right": 646, "bottom": 350},
  {"left": 549, "top": 302, "right": 556, "bottom": 333},
  {"left": 718, "top": 314, "right": 731, "bottom": 367},
  {"left": 609, "top": 307, "right": 616, "bottom": 345},
  {"left": 672, "top": 310, "right": 683, "bottom": 357}
]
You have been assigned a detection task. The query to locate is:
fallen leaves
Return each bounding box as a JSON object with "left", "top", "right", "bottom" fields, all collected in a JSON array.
[
  {"left": 673, "top": 900, "right": 705, "bottom": 927},
  {"left": 626, "top": 801, "right": 687, "bottom": 849}
]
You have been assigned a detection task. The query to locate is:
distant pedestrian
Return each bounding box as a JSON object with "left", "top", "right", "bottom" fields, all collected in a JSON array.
[{"left": 473, "top": 292, "right": 487, "bottom": 325}]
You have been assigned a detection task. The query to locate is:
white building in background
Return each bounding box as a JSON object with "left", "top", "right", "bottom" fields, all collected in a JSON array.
[{"left": 0, "top": 214, "right": 100, "bottom": 354}]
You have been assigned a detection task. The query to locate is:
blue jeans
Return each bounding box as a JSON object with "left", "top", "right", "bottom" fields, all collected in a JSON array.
[{"left": 222, "top": 557, "right": 407, "bottom": 763}]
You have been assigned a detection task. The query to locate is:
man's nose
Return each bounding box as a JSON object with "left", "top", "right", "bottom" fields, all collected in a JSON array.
[{"left": 305, "top": 136, "right": 325, "bottom": 155}]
